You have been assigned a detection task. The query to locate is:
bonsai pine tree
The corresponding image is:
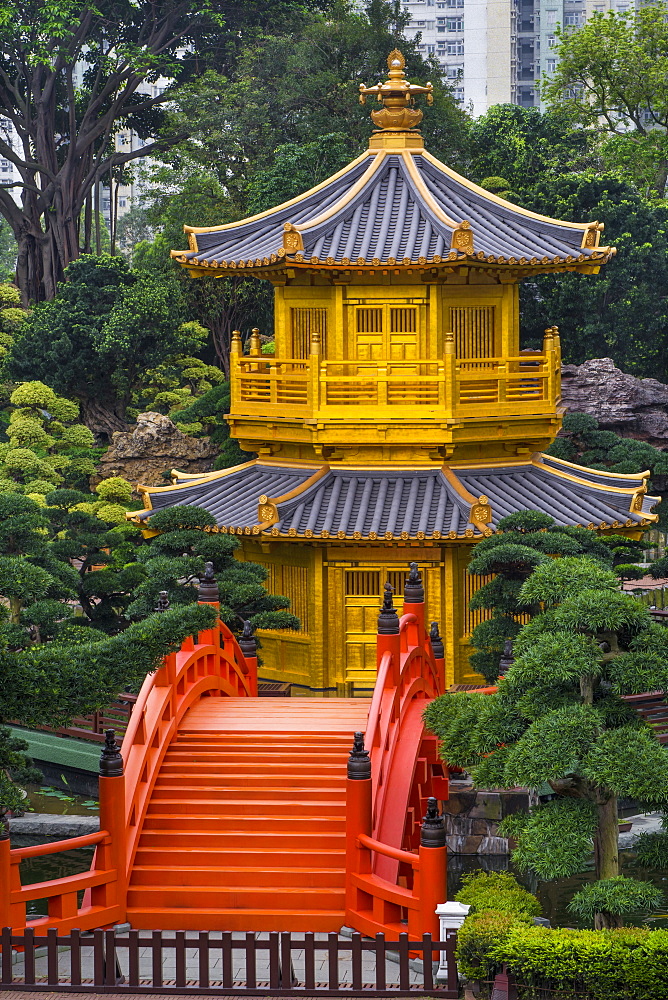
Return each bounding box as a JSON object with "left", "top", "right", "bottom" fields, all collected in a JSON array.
[
  {"left": 425, "top": 553, "right": 668, "bottom": 929},
  {"left": 467, "top": 510, "right": 615, "bottom": 682},
  {"left": 126, "top": 505, "right": 299, "bottom": 633}
]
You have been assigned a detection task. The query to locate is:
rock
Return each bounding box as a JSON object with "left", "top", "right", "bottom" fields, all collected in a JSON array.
[
  {"left": 561, "top": 358, "right": 668, "bottom": 448},
  {"left": 9, "top": 813, "right": 99, "bottom": 837},
  {"left": 95, "top": 412, "right": 219, "bottom": 488}
]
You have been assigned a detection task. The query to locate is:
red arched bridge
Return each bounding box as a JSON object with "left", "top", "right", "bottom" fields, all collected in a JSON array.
[{"left": 0, "top": 564, "right": 449, "bottom": 940}]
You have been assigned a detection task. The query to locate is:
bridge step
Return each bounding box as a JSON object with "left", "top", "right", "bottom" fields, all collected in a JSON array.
[
  {"left": 146, "top": 797, "right": 346, "bottom": 815},
  {"left": 130, "top": 866, "right": 346, "bottom": 888},
  {"left": 127, "top": 696, "right": 370, "bottom": 932},
  {"left": 150, "top": 786, "right": 346, "bottom": 801},
  {"left": 126, "top": 908, "right": 348, "bottom": 932}
]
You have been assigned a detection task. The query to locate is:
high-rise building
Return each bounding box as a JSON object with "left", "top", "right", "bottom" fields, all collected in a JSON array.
[{"left": 400, "top": 0, "right": 639, "bottom": 116}]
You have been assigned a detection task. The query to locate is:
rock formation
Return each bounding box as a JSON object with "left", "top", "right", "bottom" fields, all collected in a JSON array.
[
  {"left": 95, "top": 412, "right": 218, "bottom": 487},
  {"left": 561, "top": 358, "right": 668, "bottom": 449}
]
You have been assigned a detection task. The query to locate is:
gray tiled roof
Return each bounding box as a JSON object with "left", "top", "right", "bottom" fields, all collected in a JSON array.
[
  {"left": 175, "top": 152, "right": 611, "bottom": 271},
  {"left": 135, "top": 457, "right": 658, "bottom": 537}
]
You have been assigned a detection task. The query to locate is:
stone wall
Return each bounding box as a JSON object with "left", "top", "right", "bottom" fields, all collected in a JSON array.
[{"left": 442, "top": 779, "right": 535, "bottom": 854}]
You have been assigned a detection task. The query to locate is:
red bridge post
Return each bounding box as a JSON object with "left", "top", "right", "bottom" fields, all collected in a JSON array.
[
  {"left": 95, "top": 730, "right": 126, "bottom": 922},
  {"left": 345, "top": 733, "right": 373, "bottom": 918},
  {"left": 417, "top": 797, "right": 447, "bottom": 941}
]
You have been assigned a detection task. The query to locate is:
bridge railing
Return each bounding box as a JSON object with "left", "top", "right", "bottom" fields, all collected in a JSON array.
[
  {"left": 345, "top": 564, "right": 448, "bottom": 941},
  {"left": 0, "top": 581, "right": 257, "bottom": 936}
]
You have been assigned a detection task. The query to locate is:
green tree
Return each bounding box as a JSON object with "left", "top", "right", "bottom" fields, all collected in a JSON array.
[
  {"left": 0, "top": 381, "right": 98, "bottom": 498},
  {"left": 0, "top": 601, "right": 218, "bottom": 817},
  {"left": 132, "top": 170, "right": 272, "bottom": 376},
  {"left": 467, "top": 510, "right": 615, "bottom": 682},
  {"left": 518, "top": 174, "right": 668, "bottom": 380},
  {"left": 547, "top": 412, "right": 668, "bottom": 531},
  {"left": 126, "top": 506, "right": 299, "bottom": 634},
  {"left": 168, "top": 1, "right": 469, "bottom": 195},
  {"left": 0, "top": 0, "right": 236, "bottom": 303},
  {"left": 425, "top": 555, "right": 668, "bottom": 928},
  {"left": 542, "top": 5, "right": 668, "bottom": 196},
  {"left": 7, "top": 255, "right": 206, "bottom": 436},
  {"left": 467, "top": 104, "right": 591, "bottom": 193}
]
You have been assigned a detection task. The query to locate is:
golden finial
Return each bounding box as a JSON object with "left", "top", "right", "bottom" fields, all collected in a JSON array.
[{"left": 359, "top": 50, "right": 433, "bottom": 133}]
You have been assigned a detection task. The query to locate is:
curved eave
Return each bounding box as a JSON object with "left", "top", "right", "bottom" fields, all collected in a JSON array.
[{"left": 171, "top": 249, "right": 614, "bottom": 278}]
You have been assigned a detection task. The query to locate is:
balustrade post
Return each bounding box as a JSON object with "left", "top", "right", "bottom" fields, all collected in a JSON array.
[
  {"left": 345, "top": 734, "right": 372, "bottom": 923},
  {"left": 230, "top": 330, "right": 242, "bottom": 408},
  {"left": 96, "top": 731, "right": 127, "bottom": 920},
  {"left": 497, "top": 361, "right": 507, "bottom": 404},
  {"left": 403, "top": 562, "right": 425, "bottom": 637},
  {"left": 153, "top": 593, "right": 177, "bottom": 687},
  {"left": 377, "top": 363, "right": 388, "bottom": 408},
  {"left": 308, "top": 330, "right": 321, "bottom": 416},
  {"left": 238, "top": 620, "right": 259, "bottom": 696},
  {"left": 416, "top": 798, "right": 446, "bottom": 941},
  {"left": 429, "top": 621, "right": 446, "bottom": 693},
  {"left": 377, "top": 582, "right": 400, "bottom": 687},
  {"left": 542, "top": 325, "right": 557, "bottom": 404},
  {"left": 443, "top": 333, "right": 456, "bottom": 415},
  {"left": 249, "top": 328, "right": 261, "bottom": 356}
]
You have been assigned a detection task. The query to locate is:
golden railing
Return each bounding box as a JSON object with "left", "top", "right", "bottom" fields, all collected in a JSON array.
[{"left": 229, "top": 331, "right": 561, "bottom": 421}]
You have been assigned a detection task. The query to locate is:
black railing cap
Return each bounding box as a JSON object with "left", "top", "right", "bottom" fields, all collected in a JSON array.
[
  {"left": 99, "top": 729, "right": 124, "bottom": 777},
  {"left": 377, "top": 582, "right": 400, "bottom": 635}
]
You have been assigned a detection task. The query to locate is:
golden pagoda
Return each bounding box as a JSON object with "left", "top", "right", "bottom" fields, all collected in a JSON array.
[{"left": 132, "top": 52, "right": 658, "bottom": 693}]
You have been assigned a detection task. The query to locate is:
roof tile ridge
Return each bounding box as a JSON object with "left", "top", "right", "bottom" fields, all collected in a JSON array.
[
  {"left": 419, "top": 148, "right": 609, "bottom": 241},
  {"left": 293, "top": 152, "right": 387, "bottom": 235},
  {"left": 400, "top": 150, "right": 460, "bottom": 231},
  {"left": 136, "top": 459, "right": 259, "bottom": 498},
  {"left": 532, "top": 454, "right": 651, "bottom": 495},
  {"left": 539, "top": 451, "right": 650, "bottom": 482},
  {"left": 439, "top": 465, "right": 479, "bottom": 508},
  {"left": 181, "top": 149, "right": 375, "bottom": 237},
  {"left": 266, "top": 464, "right": 331, "bottom": 507}
]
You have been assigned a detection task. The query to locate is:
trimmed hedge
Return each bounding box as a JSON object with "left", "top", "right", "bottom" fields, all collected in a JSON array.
[
  {"left": 492, "top": 924, "right": 668, "bottom": 1000},
  {"left": 454, "top": 871, "right": 668, "bottom": 999}
]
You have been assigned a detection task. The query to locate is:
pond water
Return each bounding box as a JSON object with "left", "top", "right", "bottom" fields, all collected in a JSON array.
[{"left": 24, "top": 783, "right": 99, "bottom": 816}]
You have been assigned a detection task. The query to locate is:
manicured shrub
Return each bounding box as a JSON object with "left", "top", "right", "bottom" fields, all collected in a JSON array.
[{"left": 455, "top": 870, "right": 542, "bottom": 918}]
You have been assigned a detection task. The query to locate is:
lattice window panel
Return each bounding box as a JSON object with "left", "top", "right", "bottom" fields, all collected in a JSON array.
[
  {"left": 291, "top": 307, "right": 327, "bottom": 359},
  {"left": 450, "top": 306, "right": 495, "bottom": 360},
  {"left": 356, "top": 308, "right": 383, "bottom": 333},
  {"left": 259, "top": 562, "right": 309, "bottom": 633},
  {"left": 345, "top": 569, "right": 408, "bottom": 601},
  {"left": 390, "top": 307, "right": 417, "bottom": 333},
  {"left": 463, "top": 570, "right": 494, "bottom": 636}
]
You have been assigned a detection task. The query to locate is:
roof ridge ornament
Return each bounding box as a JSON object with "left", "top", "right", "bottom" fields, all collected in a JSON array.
[{"left": 359, "top": 50, "right": 433, "bottom": 133}]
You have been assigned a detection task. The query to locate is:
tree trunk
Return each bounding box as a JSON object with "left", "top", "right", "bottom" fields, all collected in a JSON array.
[
  {"left": 594, "top": 794, "right": 619, "bottom": 879},
  {"left": 9, "top": 596, "right": 22, "bottom": 625},
  {"left": 595, "top": 910, "right": 623, "bottom": 931},
  {"left": 593, "top": 792, "right": 620, "bottom": 928},
  {"left": 79, "top": 396, "right": 128, "bottom": 439},
  {"left": 580, "top": 674, "right": 594, "bottom": 705}
]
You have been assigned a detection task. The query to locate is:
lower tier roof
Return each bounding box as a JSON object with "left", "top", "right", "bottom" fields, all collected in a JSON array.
[{"left": 130, "top": 454, "right": 658, "bottom": 540}]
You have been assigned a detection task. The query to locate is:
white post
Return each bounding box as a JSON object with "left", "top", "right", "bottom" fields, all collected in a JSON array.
[{"left": 435, "top": 901, "right": 471, "bottom": 983}]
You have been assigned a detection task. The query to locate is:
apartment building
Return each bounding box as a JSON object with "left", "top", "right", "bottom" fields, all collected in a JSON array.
[{"left": 401, "top": 0, "right": 639, "bottom": 116}]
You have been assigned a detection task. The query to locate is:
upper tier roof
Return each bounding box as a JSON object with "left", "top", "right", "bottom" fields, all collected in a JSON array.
[{"left": 172, "top": 147, "right": 613, "bottom": 275}]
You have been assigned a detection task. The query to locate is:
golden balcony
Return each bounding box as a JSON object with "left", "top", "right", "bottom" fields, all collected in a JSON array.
[{"left": 229, "top": 331, "right": 561, "bottom": 424}]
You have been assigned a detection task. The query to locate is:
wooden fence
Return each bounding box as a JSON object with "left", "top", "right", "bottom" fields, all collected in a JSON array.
[{"left": 0, "top": 927, "right": 459, "bottom": 997}]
